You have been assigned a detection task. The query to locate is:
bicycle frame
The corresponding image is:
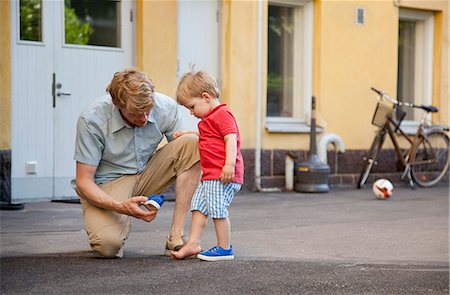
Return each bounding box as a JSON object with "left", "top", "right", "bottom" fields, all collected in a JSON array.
[
  {"left": 358, "top": 87, "right": 449, "bottom": 189},
  {"left": 378, "top": 108, "right": 443, "bottom": 186}
]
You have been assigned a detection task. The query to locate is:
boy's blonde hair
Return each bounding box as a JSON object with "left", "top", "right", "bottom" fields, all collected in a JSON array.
[
  {"left": 176, "top": 70, "right": 220, "bottom": 103},
  {"left": 107, "top": 68, "right": 155, "bottom": 113}
]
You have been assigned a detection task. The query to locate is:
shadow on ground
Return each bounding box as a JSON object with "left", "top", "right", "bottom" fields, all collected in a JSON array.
[{"left": 1, "top": 255, "right": 448, "bottom": 295}]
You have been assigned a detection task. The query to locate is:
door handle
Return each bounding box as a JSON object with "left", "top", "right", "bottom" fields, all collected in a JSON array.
[{"left": 57, "top": 91, "right": 71, "bottom": 97}]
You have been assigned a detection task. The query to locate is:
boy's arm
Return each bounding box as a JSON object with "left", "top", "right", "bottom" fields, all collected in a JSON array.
[{"left": 220, "top": 133, "right": 237, "bottom": 184}]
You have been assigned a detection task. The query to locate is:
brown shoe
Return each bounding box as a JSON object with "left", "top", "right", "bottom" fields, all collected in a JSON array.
[{"left": 165, "top": 236, "right": 187, "bottom": 256}]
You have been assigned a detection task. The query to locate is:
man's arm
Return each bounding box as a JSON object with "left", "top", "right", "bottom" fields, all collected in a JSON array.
[{"left": 75, "top": 162, "right": 157, "bottom": 222}]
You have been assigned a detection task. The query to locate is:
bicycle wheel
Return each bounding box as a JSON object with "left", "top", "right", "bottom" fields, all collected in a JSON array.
[
  {"left": 410, "top": 130, "right": 450, "bottom": 187},
  {"left": 357, "top": 131, "right": 386, "bottom": 188}
]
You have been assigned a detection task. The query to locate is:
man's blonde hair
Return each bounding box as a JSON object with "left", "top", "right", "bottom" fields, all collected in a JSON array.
[
  {"left": 107, "top": 68, "right": 155, "bottom": 113},
  {"left": 176, "top": 70, "right": 220, "bottom": 103}
]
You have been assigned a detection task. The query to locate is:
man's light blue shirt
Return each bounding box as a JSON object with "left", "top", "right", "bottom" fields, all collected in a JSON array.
[{"left": 74, "top": 93, "right": 181, "bottom": 184}]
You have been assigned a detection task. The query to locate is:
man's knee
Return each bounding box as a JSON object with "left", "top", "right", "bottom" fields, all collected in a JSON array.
[
  {"left": 90, "top": 229, "right": 125, "bottom": 258},
  {"left": 173, "top": 134, "right": 200, "bottom": 167},
  {"left": 178, "top": 134, "right": 199, "bottom": 149}
]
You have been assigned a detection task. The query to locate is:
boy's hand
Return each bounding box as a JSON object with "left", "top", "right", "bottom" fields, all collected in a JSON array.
[
  {"left": 174, "top": 130, "right": 199, "bottom": 139},
  {"left": 220, "top": 164, "right": 235, "bottom": 184},
  {"left": 173, "top": 130, "right": 189, "bottom": 139}
]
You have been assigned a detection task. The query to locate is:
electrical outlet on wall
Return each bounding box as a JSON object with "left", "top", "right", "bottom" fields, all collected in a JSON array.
[{"left": 26, "top": 161, "right": 37, "bottom": 175}]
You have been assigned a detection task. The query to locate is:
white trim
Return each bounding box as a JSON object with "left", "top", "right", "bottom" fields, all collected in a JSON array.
[
  {"left": 303, "top": 0, "right": 314, "bottom": 122},
  {"left": 271, "top": 0, "right": 312, "bottom": 6},
  {"left": 62, "top": 44, "right": 125, "bottom": 52},
  {"left": 265, "top": 117, "right": 323, "bottom": 133},
  {"left": 266, "top": 0, "right": 314, "bottom": 131},
  {"left": 16, "top": 0, "right": 45, "bottom": 44},
  {"left": 60, "top": 0, "right": 124, "bottom": 51},
  {"left": 399, "top": 121, "right": 420, "bottom": 135},
  {"left": 399, "top": 9, "right": 434, "bottom": 125}
]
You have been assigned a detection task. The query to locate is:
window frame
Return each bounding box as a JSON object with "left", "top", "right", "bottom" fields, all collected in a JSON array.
[
  {"left": 265, "top": 0, "right": 314, "bottom": 133},
  {"left": 398, "top": 9, "right": 434, "bottom": 134},
  {"left": 17, "top": 0, "right": 45, "bottom": 46},
  {"left": 60, "top": 0, "right": 124, "bottom": 52}
]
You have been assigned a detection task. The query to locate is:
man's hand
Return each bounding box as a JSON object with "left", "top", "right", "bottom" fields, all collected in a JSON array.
[{"left": 121, "top": 196, "right": 158, "bottom": 222}]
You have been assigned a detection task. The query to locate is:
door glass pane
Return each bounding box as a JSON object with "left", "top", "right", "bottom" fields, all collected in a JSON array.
[
  {"left": 64, "top": 0, "right": 121, "bottom": 47},
  {"left": 267, "top": 5, "right": 295, "bottom": 117},
  {"left": 20, "top": 0, "right": 43, "bottom": 42},
  {"left": 397, "top": 20, "right": 416, "bottom": 120}
]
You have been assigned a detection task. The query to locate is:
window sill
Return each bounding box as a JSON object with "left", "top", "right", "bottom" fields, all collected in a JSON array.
[
  {"left": 399, "top": 120, "right": 421, "bottom": 135},
  {"left": 265, "top": 118, "right": 323, "bottom": 133}
]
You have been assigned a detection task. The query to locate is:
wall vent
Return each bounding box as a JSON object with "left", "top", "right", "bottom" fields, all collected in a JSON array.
[{"left": 356, "top": 7, "right": 365, "bottom": 25}]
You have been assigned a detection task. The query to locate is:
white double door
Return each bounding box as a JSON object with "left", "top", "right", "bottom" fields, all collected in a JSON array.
[{"left": 11, "top": 0, "right": 135, "bottom": 201}]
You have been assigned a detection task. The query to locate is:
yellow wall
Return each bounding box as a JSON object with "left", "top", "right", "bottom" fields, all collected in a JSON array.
[
  {"left": 221, "top": 0, "right": 259, "bottom": 149},
  {"left": 222, "top": 0, "right": 448, "bottom": 151},
  {"left": 136, "top": 0, "right": 178, "bottom": 97},
  {"left": 319, "top": 0, "right": 399, "bottom": 149},
  {"left": 0, "top": 0, "right": 11, "bottom": 150}
]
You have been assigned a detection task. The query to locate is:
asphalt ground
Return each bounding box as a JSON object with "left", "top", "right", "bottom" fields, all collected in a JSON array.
[{"left": 1, "top": 185, "right": 449, "bottom": 294}]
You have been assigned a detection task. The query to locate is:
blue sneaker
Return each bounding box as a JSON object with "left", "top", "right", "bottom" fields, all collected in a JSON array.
[
  {"left": 197, "top": 246, "right": 234, "bottom": 261},
  {"left": 143, "top": 194, "right": 165, "bottom": 211}
]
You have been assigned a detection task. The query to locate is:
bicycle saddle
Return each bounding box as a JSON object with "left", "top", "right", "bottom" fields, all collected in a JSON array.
[{"left": 419, "top": 105, "right": 438, "bottom": 113}]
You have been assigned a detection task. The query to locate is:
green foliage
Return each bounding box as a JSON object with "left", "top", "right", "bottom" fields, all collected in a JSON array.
[
  {"left": 20, "top": 0, "right": 42, "bottom": 41},
  {"left": 267, "top": 72, "right": 282, "bottom": 92},
  {"left": 64, "top": 4, "right": 93, "bottom": 45},
  {"left": 19, "top": 0, "right": 93, "bottom": 44}
]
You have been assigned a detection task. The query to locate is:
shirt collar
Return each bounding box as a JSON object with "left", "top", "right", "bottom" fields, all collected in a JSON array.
[
  {"left": 204, "top": 103, "right": 226, "bottom": 119},
  {"left": 111, "top": 106, "right": 155, "bottom": 132},
  {"left": 111, "top": 107, "right": 128, "bottom": 132},
  {"left": 148, "top": 110, "right": 156, "bottom": 123}
]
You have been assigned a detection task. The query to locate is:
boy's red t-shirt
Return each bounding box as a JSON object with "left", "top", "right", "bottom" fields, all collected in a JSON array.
[{"left": 198, "top": 104, "right": 244, "bottom": 184}]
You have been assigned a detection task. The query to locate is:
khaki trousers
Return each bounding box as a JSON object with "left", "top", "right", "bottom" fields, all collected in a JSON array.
[{"left": 80, "top": 134, "right": 200, "bottom": 258}]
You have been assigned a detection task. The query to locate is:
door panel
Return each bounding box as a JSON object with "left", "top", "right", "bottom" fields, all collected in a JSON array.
[
  {"left": 53, "top": 0, "right": 134, "bottom": 198},
  {"left": 177, "top": 0, "right": 220, "bottom": 130},
  {"left": 11, "top": 0, "right": 55, "bottom": 200},
  {"left": 11, "top": 0, "right": 135, "bottom": 201}
]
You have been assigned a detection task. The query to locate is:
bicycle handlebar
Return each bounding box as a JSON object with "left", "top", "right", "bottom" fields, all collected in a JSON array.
[
  {"left": 371, "top": 87, "right": 440, "bottom": 114},
  {"left": 371, "top": 87, "right": 399, "bottom": 105}
]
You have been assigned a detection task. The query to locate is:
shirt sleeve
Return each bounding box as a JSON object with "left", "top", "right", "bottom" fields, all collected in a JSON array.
[
  {"left": 217, "top": 109, "right": 238, "bottom": 137},
  {"left": 163, "top": 103, "right": 182, "bottom": 142},
  {"left": 73, "top": 116, "right": 104, "bottom": 166}
]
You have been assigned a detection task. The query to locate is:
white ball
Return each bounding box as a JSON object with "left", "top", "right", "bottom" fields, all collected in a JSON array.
[{"left": 372, "top": 179, "right": 394, "bottom": 200}]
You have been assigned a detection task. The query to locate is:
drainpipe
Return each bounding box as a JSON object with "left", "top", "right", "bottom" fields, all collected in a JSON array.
[{"left": 255, "top": 0, "right": 263, "bottom": 191}]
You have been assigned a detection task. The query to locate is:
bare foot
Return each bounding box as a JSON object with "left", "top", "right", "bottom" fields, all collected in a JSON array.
[{"left": 170, "top": 242, "right": 201, "bottom": 260}]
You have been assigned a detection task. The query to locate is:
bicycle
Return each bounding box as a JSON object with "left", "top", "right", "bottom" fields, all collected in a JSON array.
[{"left": 357, "top": 87, "right": 450, "bottom": 189}]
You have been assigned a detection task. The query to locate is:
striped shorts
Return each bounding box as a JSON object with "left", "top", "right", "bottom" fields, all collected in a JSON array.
[{"left": 191, "top": 180, "right": 241, "bottom": 218}]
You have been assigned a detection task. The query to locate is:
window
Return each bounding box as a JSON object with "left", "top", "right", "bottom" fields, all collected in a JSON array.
[
  {"left": 266, "top": 0, "right": 313, "bottom": 133},
  {"left": 64, "top": 0, "right": 121, "bottom": 47},
  {"left": 397, "top": 9, "right": 434, "bottom": 127},
  {"left": 19, "top": 0, "right": 43, "bottom": 42}
]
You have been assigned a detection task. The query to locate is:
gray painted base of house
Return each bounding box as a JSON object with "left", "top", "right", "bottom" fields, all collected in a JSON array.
[
  {"left": 11, "top": 176, "right": 78, "bottom": 203},
  {"left": 241, "top": 149, "right": 449, "bottom": 191},
  {"left": 0, "top": 149, "right": 12, "bottom": 203}
]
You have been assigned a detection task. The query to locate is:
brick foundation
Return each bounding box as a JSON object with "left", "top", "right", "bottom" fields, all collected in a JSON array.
[{"left": 241, "top": 149, "right": 449, "bottom": 191}]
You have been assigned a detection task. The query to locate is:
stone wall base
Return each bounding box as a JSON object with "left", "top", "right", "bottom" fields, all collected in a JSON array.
[{"left": 241, "top": 149, "right": 449, "bottom": 191}]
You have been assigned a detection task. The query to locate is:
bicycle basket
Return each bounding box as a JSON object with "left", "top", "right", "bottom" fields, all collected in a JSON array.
[{"left": 372, "top": 100, "right": 394, "bottom": 127}]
